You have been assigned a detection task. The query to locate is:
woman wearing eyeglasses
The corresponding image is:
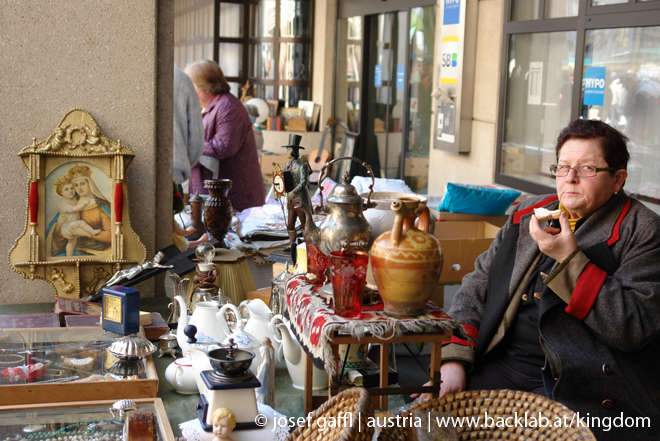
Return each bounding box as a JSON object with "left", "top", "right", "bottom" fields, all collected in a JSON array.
[{"left": 436, "top": 119, "right": 660, "bottom": 440}]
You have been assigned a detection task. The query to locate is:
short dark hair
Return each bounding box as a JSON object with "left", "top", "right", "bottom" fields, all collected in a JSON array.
[{"left": 556, "top": 119, "right": 630, "bottom": 171}]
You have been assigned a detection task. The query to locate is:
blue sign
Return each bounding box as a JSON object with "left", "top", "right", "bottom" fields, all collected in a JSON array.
[
  {"left": 375, "top": 65, "right": 382, "bottom": 87},
  {"left": 396, "top": 66, "right": 405, "bottom": 89},
  {"left": 583, "top": 66, "right": 606, "bottom": 106},
  {"left": 444, "top": 0, "right": 461, "bottom": 25}
]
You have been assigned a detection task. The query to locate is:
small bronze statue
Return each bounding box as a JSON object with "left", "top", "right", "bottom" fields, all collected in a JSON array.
[{"left": 280, "top": 134, "right": 313, "bottom": 263}]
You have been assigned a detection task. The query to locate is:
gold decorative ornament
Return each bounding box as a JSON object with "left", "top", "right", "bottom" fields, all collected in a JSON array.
[
  {"left": 8, "top": 109, "right": 146, "bottom": 299},
  {"left": 84, "top": 267, "right": 112, "bottom": 295},
  {"left": 49, "top": 267, "right": 75, "bottom": 293}
]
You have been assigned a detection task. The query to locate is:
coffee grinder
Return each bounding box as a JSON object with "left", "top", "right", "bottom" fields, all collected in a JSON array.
[{"left": 185, "top": 326, "right": 261, "bottom": 431}]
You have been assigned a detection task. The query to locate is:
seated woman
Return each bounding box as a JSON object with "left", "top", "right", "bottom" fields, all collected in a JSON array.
[
  {"left": 438, "top": 119, "right": 660, "bottom": 440},
  {"left": 185, "top": 60, "right": 265, "bottom": 212}
]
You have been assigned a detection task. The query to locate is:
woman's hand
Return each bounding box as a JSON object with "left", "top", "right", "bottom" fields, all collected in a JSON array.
[
  {"left": 529, "top": 212, "right": 578, "bottom": 263},
  {"left": 410, "top": 361, "right": 466, "bottom": 401}
]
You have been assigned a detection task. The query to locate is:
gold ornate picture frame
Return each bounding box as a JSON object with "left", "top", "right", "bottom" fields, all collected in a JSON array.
[{"left": 9, "top": 109, "right": 146, "bottom": 299}]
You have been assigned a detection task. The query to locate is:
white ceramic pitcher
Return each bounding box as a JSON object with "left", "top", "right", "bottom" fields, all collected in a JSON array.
[{"left": 237, "top": 299, "right": 281, "bottom": 363}]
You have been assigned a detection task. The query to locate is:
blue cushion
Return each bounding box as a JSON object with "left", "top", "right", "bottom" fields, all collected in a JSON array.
[{"left": 437, "top": 183, "right": 521, "bottom": 215}]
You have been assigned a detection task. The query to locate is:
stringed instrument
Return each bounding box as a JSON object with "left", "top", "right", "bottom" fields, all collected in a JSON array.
[{"left": 309, "top": 117, "right": 334, "bottom": 183}]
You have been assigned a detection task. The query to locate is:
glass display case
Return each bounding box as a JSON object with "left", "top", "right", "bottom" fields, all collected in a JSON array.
[
  {"left": 0, "top": 327, "right": 158, "bottom": 406},
  {"left": 0, "top": 398, "right": 174, "bottom": 441}
]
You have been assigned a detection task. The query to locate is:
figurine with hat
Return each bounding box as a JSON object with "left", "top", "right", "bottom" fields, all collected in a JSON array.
[{"left": 281, "top": 134, "right": 313, "bottom": 263}]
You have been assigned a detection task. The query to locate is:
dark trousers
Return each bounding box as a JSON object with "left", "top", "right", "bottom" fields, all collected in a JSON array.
[{"left": 466, "top": 357, "right": 547, "bottom": 397}]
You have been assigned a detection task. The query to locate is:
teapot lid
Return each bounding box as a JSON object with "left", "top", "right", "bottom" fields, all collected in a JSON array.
[
  {"left": 222, "top": 330, "right": 260, "bottom": 350},
  {"left": 327, "top": 175, "right": 362, "bottom": 205}
]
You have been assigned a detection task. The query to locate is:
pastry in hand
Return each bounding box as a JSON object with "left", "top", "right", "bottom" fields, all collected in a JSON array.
[{"left": 534, "top": 207, "right": 562, "bottom": 221}]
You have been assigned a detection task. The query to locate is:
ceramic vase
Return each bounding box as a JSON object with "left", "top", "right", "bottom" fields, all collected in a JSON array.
[
  {"left": 203, "top": 179, "right": 232, "bottom": 242},
  {"left": 370, "top": 198, "right": 443, "bottom": 316}
]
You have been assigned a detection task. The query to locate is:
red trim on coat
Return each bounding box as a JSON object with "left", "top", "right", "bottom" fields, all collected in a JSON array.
[
  {"left": 607, "top": 197, "right": 631, "bottom": 246},
  {"left": 565, "top": 262, "right": 607, "bottom": 319},
  {"left": 443, "top": 323, "right": 478, "bottom": 348},
  {"left": 513, "top": 195, "right": 559, "bottom": 224}
]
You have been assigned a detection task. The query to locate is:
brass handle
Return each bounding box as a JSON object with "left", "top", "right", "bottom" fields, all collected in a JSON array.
[{"left": 316, "top": 157, "right": 376, "bottom": 211}]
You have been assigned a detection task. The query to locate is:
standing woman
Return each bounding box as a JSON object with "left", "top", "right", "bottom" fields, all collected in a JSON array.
[{"left": 185, "top": 60, "right": 266, "bottom": 212}]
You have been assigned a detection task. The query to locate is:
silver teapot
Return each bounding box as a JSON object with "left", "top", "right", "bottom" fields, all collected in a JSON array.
[{"left": 314, "top": 157, "right": 377, "bottom": 255}]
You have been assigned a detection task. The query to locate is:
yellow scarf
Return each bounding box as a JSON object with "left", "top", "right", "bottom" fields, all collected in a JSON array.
[{"left": 558, "top": 203, "right": 579, "bottom": 232}]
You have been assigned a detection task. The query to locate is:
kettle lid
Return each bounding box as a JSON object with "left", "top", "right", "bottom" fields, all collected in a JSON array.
[{"left": 327, "top": 175, "right": 362, "bottom": 205}]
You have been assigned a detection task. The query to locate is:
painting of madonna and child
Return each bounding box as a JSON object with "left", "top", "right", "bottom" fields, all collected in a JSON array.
[{"left": 45, "top": 163, "right": 112, "bottom": 258}]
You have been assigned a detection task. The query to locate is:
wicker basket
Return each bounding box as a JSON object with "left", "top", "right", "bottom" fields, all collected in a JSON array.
[
  {"left": 377, "top": 389, "right": 596, "bottom": 441},
  {"left": 287, "top": 387, "right": 375, "bottom": 441}
]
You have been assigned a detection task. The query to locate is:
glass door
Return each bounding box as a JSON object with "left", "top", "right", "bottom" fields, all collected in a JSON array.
[{"left": 334, "top": 5, "right": 435, "bottom": 193}]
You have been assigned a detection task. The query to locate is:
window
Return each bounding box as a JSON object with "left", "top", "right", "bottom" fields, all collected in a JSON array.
[
  {"left": 249, "top": 0, "right": 314, "bottom": 106},
  {"left": 174, "top": 0, "right": 313, "bottom": 105},
  {"left": 496, "top": 0, "right": 660, "bottom": 202}
]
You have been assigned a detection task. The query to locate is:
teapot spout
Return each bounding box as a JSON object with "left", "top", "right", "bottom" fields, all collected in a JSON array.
[
  {"left": 296, "top": 203, "right": 320, "bottom": 248},
  {"left": 276, "top": 321, "right": 302, "bottom": 365}
]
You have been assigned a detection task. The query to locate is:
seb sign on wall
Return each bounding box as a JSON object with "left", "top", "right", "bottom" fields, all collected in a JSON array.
[{"left": 435, "top": 0, "right": 472, "bottom": 153}]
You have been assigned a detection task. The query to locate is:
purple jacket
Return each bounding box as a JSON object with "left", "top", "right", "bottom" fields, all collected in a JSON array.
[{"left": 189, "top": 93, "right": 265, "bottom": 212}]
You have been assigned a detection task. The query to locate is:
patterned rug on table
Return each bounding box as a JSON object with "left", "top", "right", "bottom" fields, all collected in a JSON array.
[{"left": 284, "top": 274, "right": 465, "bottom": 375}]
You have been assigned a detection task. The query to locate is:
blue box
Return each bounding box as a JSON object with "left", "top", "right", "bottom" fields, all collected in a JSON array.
[{"left": 102, "top": 286, "right": 140, "bottom": 335}]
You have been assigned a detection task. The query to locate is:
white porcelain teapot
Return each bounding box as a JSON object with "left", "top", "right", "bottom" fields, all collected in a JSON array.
[
  {"left": 164, "top": 357, "right": 198, "bottom": 395},
  {"left": 270, "top": 314, "right": 328, "bottom": 390},
  {"left": 175, "top": 296, "right": 231, "bottom": 355}
]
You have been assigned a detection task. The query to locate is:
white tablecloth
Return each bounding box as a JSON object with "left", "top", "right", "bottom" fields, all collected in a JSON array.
[{"left": 179, "top": 402, "right": 289, "bottom": 441}]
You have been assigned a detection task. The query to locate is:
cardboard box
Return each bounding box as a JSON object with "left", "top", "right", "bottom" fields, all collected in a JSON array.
[
  {"left": 524, "top": 145, "right": 543, "bottom": 174},
  {"left": 502, "top": 145, "right": 524, "bottom": 174},
  {"left": 247, "top": 287, "right": 271, "bottom": 305},
  {"left": 404, "top": 157, "right": 429, "bottom": 177},
  {"left": 434, "top": 221, "right": 501, "bottom": 284},
  {"left": 431, "top": 209, "right": 509, "bottom": 228},
  {"left": 260, "top": 153, "right": 289, "bottom": 176}
]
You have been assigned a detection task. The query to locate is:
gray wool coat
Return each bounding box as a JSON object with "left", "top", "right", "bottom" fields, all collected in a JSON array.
[{"left": 443, "top": 191, "right": 660, "bottom": 440}]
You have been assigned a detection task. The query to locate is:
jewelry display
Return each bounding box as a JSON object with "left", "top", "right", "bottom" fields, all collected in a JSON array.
[
  {"left": 62, "top": 357, "right": 95, "bottom": 371},
  {"left": 24, "top": 419, "right": 123, "bottom": 441},
  {"left": 0, "top": 354, "right": 25, "bottom": 368}
]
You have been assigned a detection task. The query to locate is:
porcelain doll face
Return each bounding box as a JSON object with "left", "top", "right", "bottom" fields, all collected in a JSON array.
[{"left": 213, "top": 416, "right": 232, "bottom": 439}]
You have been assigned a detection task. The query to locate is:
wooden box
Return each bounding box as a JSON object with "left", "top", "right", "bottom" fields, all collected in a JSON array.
[
  {"left": 0, "top": 398, "right": 175, "bottom": 441},
  {"left": 0, "top": 327, "right": 158, "bottom": 405}
]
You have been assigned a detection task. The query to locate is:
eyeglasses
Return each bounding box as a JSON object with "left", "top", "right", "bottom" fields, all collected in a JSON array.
[{"left": 549, "top": 164, "right": 618, "bottom": 178}]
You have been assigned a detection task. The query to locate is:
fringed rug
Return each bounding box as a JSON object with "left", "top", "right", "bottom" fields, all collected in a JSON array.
[{"left": 285, "top": 274, "right": 464, "bottom": 375}]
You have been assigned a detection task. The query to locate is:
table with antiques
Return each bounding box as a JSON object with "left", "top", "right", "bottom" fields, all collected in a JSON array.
[{"left": 284, "top": 274, "right": 463, "bottom": 414}]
